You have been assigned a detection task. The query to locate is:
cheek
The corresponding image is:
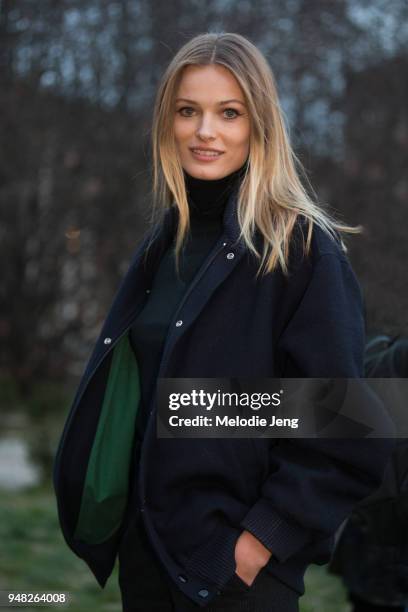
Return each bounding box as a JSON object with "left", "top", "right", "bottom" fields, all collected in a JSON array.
[
  {"left": 232, "top": 137, "right": 250, "bottom": 158},
  {"left": 174, "top": 119, "right": 192, "bottom": 144},
  {"left": 228, "top": 124, "right": 250, "bottom": 149}
]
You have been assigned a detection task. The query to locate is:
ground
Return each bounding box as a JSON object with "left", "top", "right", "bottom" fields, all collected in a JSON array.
[{"left": 0, "top": 486, "right": 351, "bottom": 611}]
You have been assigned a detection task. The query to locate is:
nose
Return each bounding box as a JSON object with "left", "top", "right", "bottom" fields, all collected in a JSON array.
[{"left": 196, "top": 113, "right": 216, "bottom": 141}]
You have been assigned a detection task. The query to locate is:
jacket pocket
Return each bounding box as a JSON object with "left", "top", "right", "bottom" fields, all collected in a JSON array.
[{"left": 73, "top": 333, "right": 140, "bottom": 545}]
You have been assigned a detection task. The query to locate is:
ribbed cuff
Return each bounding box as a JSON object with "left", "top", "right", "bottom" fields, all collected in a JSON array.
[
  {"left": 184, "top": 522, "right": 242, "bottom": 589},
  {"left": 239, "top": 498, "right": 312, "bottom": 563}
]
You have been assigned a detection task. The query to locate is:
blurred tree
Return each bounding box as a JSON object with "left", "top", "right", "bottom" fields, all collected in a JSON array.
[
  {"left": 334, "top": 54, "right": 408, "bottom": 335},
  {"left": 0, "top": 0, "right": 407, "bottom": 408}
]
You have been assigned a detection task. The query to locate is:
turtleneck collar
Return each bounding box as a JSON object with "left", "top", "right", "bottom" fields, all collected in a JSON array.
[{"left": 183, "top": 160, "right": 248, "bottom": 221}]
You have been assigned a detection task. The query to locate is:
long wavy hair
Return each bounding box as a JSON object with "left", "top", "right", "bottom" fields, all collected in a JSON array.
[{"left": 149, "top": 32, "right": 360, "bottom": 278}]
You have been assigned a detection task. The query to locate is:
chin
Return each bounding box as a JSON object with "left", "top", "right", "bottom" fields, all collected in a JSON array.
[{"left": 184, "top": 162, "right": 230, "bottom": 180}]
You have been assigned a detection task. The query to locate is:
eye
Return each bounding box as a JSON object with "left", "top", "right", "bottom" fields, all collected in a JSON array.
[
  {"left": 223, "top": 108, "right": 241, "bottom": 120},
  {"left": 177, "top": 106, "right": 195, "bottom": 117},
  {"left": 176, "top": 106, "right": 242, "bottom": 120}
]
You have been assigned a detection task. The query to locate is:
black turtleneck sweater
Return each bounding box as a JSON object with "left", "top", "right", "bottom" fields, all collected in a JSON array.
[{"left": 129, "top": 163, "right": 246, "bottom": 440}]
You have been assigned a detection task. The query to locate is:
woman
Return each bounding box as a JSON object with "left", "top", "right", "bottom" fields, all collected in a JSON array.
[{"left": 53, "top": 33, "right": 395, "bottom": 611}]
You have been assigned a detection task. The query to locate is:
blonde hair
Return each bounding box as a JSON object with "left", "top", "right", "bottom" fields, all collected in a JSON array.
[{"left": 150, "top": 32, "right": 360, "bottom": 278}]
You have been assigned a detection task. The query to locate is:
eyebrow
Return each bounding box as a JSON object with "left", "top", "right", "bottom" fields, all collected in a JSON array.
[{"left": 175, "top": 97, "right": 246, "bottom": 106}]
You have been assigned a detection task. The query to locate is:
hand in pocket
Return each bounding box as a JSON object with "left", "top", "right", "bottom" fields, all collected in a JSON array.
[{"left": 234, "top": 529, "right": 272, "bottom": 586}]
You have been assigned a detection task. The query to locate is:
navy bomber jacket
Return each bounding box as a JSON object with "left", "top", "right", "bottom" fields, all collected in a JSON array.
[{"left": 53, "top": 185, "right": 396, "bottom": 608}]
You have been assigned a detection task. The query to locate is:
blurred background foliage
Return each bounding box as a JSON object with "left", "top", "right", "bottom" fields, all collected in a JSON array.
[{"left": 0, "top": 0, "right": 407, "bottom": 608}]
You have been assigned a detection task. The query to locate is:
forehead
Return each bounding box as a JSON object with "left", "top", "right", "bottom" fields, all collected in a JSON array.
[{"left": 176, "top": 64, "right": 245, "bottom": 102}]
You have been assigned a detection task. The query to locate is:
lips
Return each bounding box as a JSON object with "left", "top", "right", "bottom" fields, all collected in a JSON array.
[{"left": 190, "top": 148, "right": 224, "bottom": 157}]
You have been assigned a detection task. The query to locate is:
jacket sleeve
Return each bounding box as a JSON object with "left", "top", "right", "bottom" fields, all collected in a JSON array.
[{"left": 239, "top": 253, "right": 396, "bottom": 563}]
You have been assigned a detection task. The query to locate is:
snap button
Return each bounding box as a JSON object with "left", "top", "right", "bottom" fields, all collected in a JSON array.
[
  {"left": 226, "top": 252, "right": 234, "bottom": 260},
  {"left": 178, "top": 574, "right": 188, "bottom": 583},
  {"left": 103, "top": 337, "right": 112, "bottom": 344},
  {"left": 175, "top": 320, "right": 183, "bottom": 327},
  {"left": 222, "top": 242, "right": 227, "bottom": 246},
  {"left": 198, "top": 589, "right": 209, "bottom": 598},
  {"left": 146, "top": 289, "right": 151, "bottom": 293}
]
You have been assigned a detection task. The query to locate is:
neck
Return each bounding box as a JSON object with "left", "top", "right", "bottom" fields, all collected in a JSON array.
[{"left": 183, "top": 161, "right": 247, "bottom": 220}]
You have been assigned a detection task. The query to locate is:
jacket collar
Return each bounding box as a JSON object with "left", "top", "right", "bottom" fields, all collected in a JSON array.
[
  {"left": 149, "top": 179, "right": 246, "bottom": 261},
  {"left": 91, "top": 183, "right": 250, "bottom": 365},
  {"left": 222, "top": 181, "right": 247, "bottom": 252}
]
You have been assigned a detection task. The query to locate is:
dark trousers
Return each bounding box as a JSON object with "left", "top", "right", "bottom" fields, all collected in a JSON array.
[{"left": 118, "top": 513, "right": 300, "bottom": 611}]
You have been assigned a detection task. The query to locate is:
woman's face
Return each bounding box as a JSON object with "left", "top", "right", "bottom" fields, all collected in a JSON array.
[{"left": 173, "top": 64, "right": 250, "bottom": 180}]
